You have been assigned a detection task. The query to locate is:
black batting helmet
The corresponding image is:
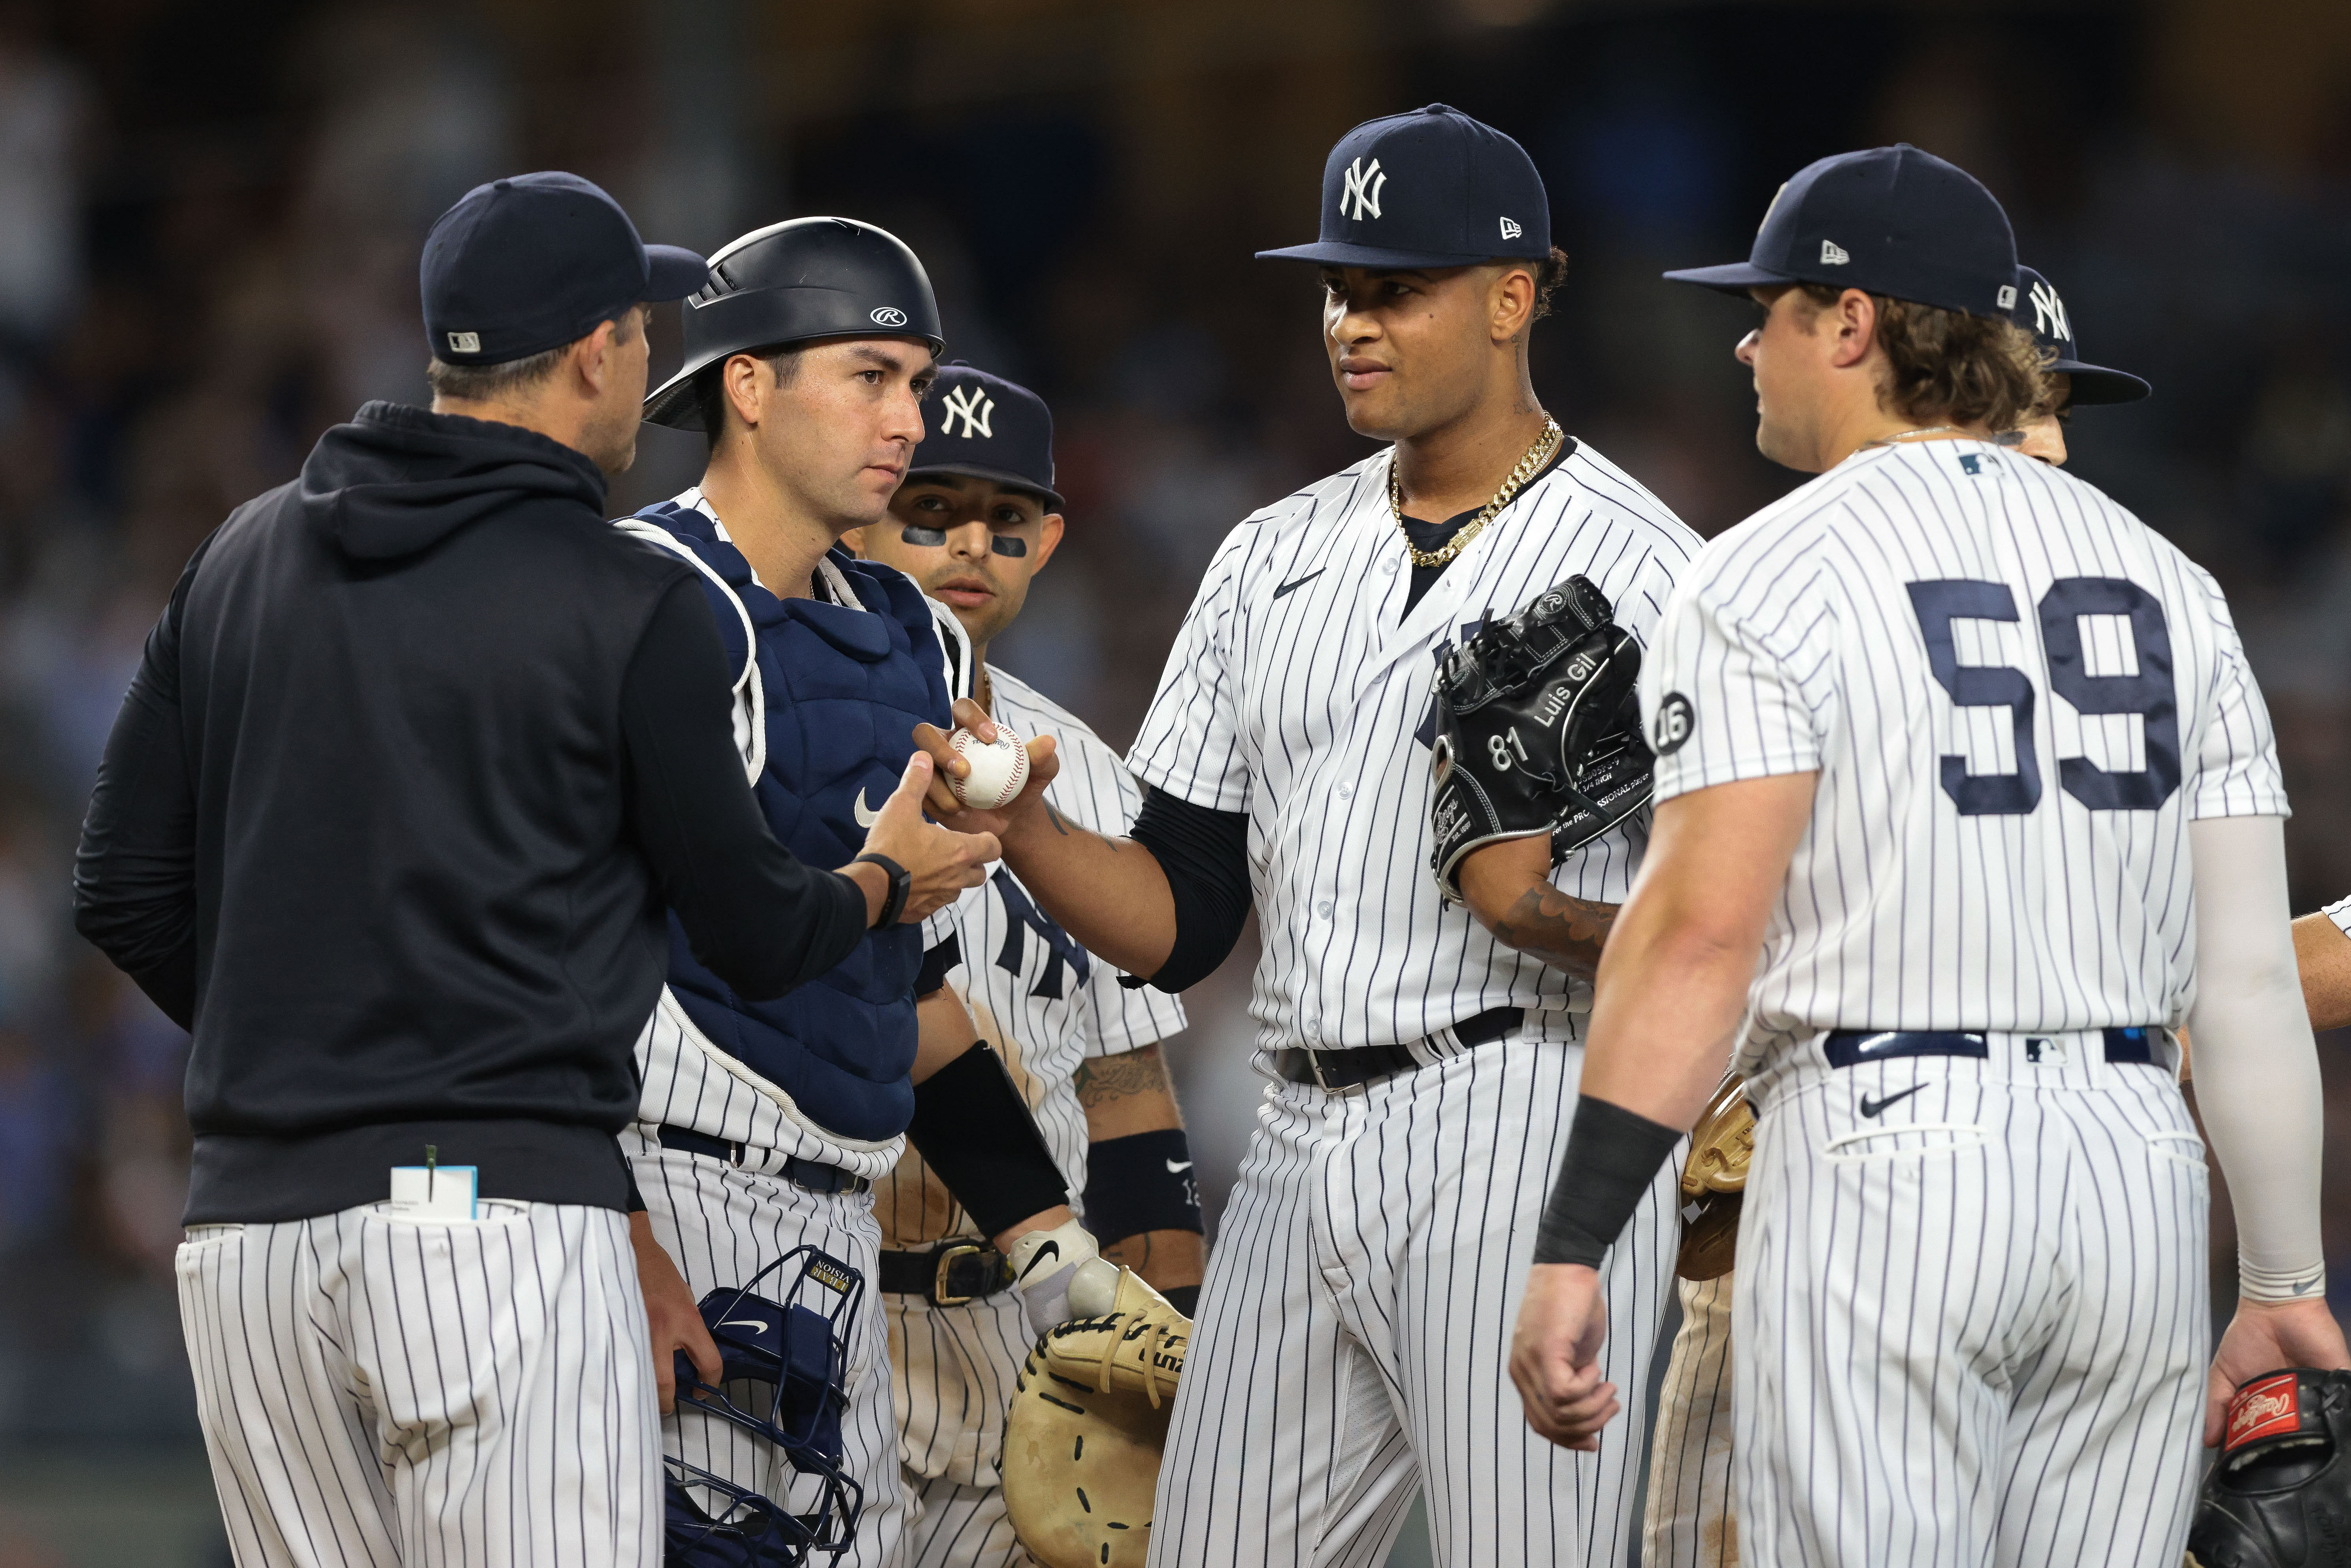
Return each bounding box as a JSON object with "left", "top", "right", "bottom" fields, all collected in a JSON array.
[{"left": 643, "top": 216, "right": 945, "bottom": 431}]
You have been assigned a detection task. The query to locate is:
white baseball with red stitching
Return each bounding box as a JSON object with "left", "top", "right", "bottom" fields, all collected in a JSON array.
[{"left": 948, "top": 726, "right": 1029, "bottom": 810}]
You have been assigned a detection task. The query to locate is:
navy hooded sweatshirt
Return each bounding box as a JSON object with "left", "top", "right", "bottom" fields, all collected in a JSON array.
[{"left": 73, "top": 401, "right": 871, "bottom": 1223}]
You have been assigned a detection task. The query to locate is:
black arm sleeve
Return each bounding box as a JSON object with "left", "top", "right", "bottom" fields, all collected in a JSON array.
[
  {"left": 905, "top": 1042, "right": 1069, "bottom": 1240},
  {"left": 620, "top": 577, "right": 871, "bottom": 1001},
  {"left": 1126, "top": 788, "right": 1250, "bottom": 993},
  {"left": 74, "top": 538, "right": 215, "bottom": 1029}
]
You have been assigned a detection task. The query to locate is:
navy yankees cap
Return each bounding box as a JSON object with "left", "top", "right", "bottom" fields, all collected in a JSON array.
[
  {"left": 1664, "top": 145, "right": 2019, "bottom": 319},
  {"left": 904, "top": 363, "right": 1064, "bottom": 511},
  {"left": 2009, "top": 266, "right": 2150, "bottom": 405},
  {"left": 422, "top": 172, "right": 708, "bottom": 366},
  {"left": 1258, "top": 104, "right": 1551, "bottom": 270}
]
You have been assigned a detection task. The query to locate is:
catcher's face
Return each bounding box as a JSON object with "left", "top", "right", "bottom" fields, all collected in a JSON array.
[
  {"left": 724, "top": 337, "right": 937, "bottom": 533},
  {"left": 854, "top": 474, "right": 1064, "bottom": 650},
  {"left": 1319, "top": 264, "right": 1513, "bottom": 441}
]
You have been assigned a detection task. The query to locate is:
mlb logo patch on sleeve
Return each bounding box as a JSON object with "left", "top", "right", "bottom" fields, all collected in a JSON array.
[{"left": 2225, "top": 1372, "right": 2303, "bottom": 1454}]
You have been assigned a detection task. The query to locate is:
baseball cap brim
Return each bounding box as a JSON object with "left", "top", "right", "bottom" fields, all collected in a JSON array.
[
  {"left": 1660, "top": 261, "right": 1795, "bottom": 296},
  {"left": 1257, "top": 239, "right": 1511, "bottom": 270},
  {"left": 2051, "top": 358, "right": 2151, "bottom": 405},
  {"left": 903, "top": 462, "right": 1066, "bottom": 513},
  {"left": 645, "top": 244, "right": 711, "bottom": 302}
]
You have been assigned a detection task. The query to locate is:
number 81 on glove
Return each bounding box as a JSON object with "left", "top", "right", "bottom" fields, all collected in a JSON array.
[{"left": 1427, "top": 575, "right": 1655, "bottom": 902}]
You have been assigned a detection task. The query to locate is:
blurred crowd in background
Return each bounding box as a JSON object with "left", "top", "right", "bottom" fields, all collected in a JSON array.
[{"left": 0, "top": 0, "right": 2347, "bottom": 1552}]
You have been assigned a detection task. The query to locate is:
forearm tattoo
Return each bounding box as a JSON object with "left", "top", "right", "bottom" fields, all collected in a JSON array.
[
  {"left": 1074, "top": 1044, "right": 1170, "bottom": 1109},
  {"left": 1490, "top": 886, "right": 1618, "bottom": 981}
]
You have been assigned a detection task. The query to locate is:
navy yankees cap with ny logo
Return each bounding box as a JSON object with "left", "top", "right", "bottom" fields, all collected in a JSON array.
[
  {"left": 1664, "top": 144, "right": 2019, "bottom": 319},
  {"left": 422, "top": 172, "right": 708, "bottom": 366},
  {"left": 1258, "top": 104, "right": 1552, "bottom": 271},
  {"left": 2009, "top": 266, "right": 2150, "bottom": 405},
  {"left": 904, "top": 362, "right": 1065, "bottom": 512}
]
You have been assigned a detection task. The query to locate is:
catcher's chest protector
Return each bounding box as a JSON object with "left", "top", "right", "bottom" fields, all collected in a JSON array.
[{"left": 2189, "top": 1368, "right": 2351, "bottom": 1568}]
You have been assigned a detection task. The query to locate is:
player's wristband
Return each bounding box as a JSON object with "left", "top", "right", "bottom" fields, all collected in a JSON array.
[
  {"left": 852, "top": 852, "right": 910, "bottom": 929},
  {"left": 2238, "top": 1257, "right": 2329, "bottom": 1304},
  {"left": 1531, "top": 1095, "right": 1683, "bottom": 1268},
  {"left": 1083, "top": 1127, "right": 1205, "bottom": 1243},
  {"left": 1164, "top": 1284, "right": 1200, "bottom": 1315}
]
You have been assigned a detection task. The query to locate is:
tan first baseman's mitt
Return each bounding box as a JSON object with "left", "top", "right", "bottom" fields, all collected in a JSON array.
[
  {"left": 1002, "top": 1269, "right": 1192, "bottom": 1568},
  {"left": 1676, "top": 1073, "right": 1755, "bottom": 1281}
]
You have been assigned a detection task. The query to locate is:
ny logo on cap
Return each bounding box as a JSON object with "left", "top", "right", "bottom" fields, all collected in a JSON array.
[
  {"left": 939, "top": 385, "right": 994, "bottom": 440},
  {"left": 1341, "top": 157, "right": 1387, "bottom": 222},
  {"left": 1820, "top": 240, "right": 1851, "bottom": 266},
  {"left": 447, "top": 331, "right": 480, "bottom": 354},
  {"left": 2029, "top": 279, "right": 2070, "bottom": 343}
]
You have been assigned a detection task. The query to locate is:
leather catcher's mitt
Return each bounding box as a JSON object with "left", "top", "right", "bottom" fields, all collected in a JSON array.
[
  {"left": 1676, "top": 1073, "right": 1755, "bottom": 1282},
  {"left": 1003, "top": 1269, "right": 1192, "bottom": 1568},
  {"left": 2189, "top": 1368, "right": 2351, "bottom": 1568},
  {"left": 1428, "top": 575, "right": 1653, "bottom": 902}
]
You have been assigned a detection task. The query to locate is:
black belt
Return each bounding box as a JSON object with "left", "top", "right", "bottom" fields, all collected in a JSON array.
[
  {"left": 654, "top": 1124, "right": 871, "bottom": 1195},
  {"left": 1823, "top": 1026, "right": 2169, "bottom": 1069},
  {"left": 879, "top": 1242, "right": 1012, "bottom": 1306},
  {"left": 1274, "top": 1006, "right": 1523, "bottom": 1091}
]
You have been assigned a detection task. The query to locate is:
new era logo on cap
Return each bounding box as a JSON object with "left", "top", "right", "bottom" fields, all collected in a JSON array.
[
  {"left": 1500, "top": 216, "right": 1523, "bottom": 240},
  {"left": 1821, "top": 240, "right": 1850, "bottom": 266},
  {"left": 447, "top": 331, "right": 480, "bottom": 354}
]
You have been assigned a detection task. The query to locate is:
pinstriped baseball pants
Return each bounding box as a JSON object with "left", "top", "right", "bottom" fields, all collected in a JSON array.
[
  {"left": 1734, "top": 1067, "right": 2209, "bottom": 1568},
  {"left": 626, "top": 1127, "right": 911, "bottom": 1568},
  {"left": 175, "top": 1201, "right": 661, "bottom": 1568},
  {"left": 1147, "top": 1042, "right": 1679, "bottom": 1568},
  {"left": 1644, "top": 1272, "right": 1739, "bottom": 1568}
]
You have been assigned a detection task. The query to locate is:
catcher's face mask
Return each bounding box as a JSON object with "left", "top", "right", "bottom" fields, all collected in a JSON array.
[{"left": 664, "top": 1246, "right": 865, "bottom": 1568}]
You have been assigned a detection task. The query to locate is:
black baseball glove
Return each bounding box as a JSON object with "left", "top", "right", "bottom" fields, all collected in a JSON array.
[
  {"left": 1427, "top": 575, "right": 1653, "bottom": 903},
  {"left": 2188, "top": 1367, "right": 2351, "bottom": 1568}
]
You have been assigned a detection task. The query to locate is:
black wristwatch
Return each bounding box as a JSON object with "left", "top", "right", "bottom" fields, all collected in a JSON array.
[{"left": 853, "top": 852, "right": 911, "bottom": 929}]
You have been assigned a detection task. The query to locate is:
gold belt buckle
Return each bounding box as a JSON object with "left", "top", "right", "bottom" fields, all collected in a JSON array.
[{"left": 932, "top": 1243, "right": 984, "bottom": 1307}]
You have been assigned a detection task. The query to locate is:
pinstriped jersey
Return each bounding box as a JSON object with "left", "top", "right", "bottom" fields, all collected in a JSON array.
[
  {"left": 876, "top": 666, "right": 1188, "bottom": 1249},
  {"left": 1126, "top": 442, "right": 1703, "bottom": 1056},
  {"left": 1640, "top": 439, "right": 2287, "bottom": 1077}
]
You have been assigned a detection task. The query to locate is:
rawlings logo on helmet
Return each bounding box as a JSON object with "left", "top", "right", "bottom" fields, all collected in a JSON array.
[{"left": 869, "top": 306, "right": 908, "bottom": 327}]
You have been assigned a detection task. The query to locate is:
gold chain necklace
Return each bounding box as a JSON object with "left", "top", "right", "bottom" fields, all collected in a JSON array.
[{"left": 1389, "top": 417, "right": 1563, "bottom": 570}]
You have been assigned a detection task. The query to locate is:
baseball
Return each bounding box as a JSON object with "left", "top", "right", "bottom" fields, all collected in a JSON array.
[{"left": 949, "top": 726, "right": 1029, "bottom": 810}]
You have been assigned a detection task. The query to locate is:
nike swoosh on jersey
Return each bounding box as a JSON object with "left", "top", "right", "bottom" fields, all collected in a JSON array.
[
  {"left": 1165, "top": 1159, "right": 1193, "bottom": 1174},
  {"left": 1858, "top": 1085, "right": 1925, "bottom": 1119},
  {"left": 1017, "top": 1240, "right": 1060, "bottom": 1282},
  {"left": 853, "top": 789, "right": 879, "bottom": 828},
  {"left": 718, "top": 1319, "right": 771, "bottom": 1332},
  {"left": 1273, "top": 568, "right": 1325, "bottom": 599}
]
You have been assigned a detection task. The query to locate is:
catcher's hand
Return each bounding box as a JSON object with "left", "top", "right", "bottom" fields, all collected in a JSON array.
[
  {"left": 1428, "top": 576, "right": 1653, "bottom": 902},
  {"left": 1676, "top": 1073, "right": 1755, "bottom": 1282}
]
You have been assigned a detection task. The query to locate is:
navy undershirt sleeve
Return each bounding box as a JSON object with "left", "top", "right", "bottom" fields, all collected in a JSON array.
[{"left": 1126, "top": 788, "right": 1250, "bottom": 993}]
